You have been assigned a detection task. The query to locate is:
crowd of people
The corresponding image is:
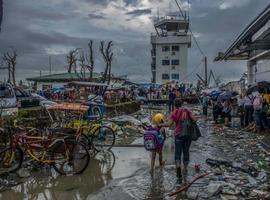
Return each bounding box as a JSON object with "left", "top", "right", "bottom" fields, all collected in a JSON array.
[
  {"left": 146, "top": 83, "right": 193, "bottom": 100},
  {"left": 103, "top": 88, "right": 141, "bottom": 103},
  {"left": 37, "top": 89, "right": 77, "bottom": 101},
  {"left": 240, "top": 89, "right": 270, "bottom": 133},
  {"left": 201, "top": 89, "right": 270, "bottom": 133},
  {"left": 103, "top": 83, "right": 194, "bottom": 104},
  {"left": 37, "top": 82, "right": 197, "bottom": 105}
]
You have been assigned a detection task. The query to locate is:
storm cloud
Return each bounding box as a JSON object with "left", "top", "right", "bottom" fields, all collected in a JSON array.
[
  {"left": 0, "top": 0, "right": 269, "bottom": 83},
  {"left": 126, "top": 8, "right": 152, "bottom": 16},
  {"left": 88, "top": 13, "right": 107, "bottom": 20}
]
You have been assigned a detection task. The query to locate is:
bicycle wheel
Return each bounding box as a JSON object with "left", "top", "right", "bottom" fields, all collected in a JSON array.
[
  {"left": 95, "top": 150, "right": 116, "bottom": 174},
  {"left": 91, "top": 126, "right": 115, "bottom": 151},
  {"left": 0, "top": 146, "right": 23, "bottom": 174},
  {"left": 51, "top": 139, "right": 90, "bottom": 175},
  {"left": 79, "top": 134, "right": 91, "bottom": 150}
]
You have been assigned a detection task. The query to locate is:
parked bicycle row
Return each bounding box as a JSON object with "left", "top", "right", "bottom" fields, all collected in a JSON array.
[{"left": 0, "top": 103, "right": 117, "bottom": 176}]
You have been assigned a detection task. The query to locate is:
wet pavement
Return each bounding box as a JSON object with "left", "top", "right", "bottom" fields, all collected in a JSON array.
[{"left": 0, "top": 105, "right": 270, "bottom": 199}]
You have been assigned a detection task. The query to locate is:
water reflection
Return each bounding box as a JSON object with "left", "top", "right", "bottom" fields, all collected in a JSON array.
[
  {"left": 94, "top": 150, "right": 116, "bottom": 175},
  {"left": 0, "top": 150, "right": 116, "bottom": 200},
  {"left": 145, "top": 169, "right": 165, "bottom": 200}
]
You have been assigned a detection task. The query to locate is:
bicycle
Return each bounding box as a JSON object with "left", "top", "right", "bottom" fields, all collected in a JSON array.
[
  {"left": 67, "top": 119, "right": 115, "bottom": 152},
  {"left": 47, "top": 104, "right": 115, "bottom": 152},
  {"left": 0, "top": 131, "right": 90, "bottom": 175}
]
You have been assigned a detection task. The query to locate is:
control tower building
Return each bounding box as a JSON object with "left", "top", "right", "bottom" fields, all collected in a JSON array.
[{"left": 151, "top": 14, "right": 191, "bottom": 84}]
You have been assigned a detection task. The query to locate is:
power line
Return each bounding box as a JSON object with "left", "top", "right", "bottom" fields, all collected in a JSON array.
[
  {"left": 178, "top": 59, "right": 204, "bottom": 82},
  {"left": 174, "top": 0, "right": 185, "bottom": 18},
  {"left": 187, "top": 0, "right": 190, "bottom": 19},
  {"left": 174, "top": 0, "right": 206, "bottom": 57},
  {"left": 190, "top": 29, "right": 206, "bottom": 57}
]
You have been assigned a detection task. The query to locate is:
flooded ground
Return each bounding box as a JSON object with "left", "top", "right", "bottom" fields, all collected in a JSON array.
[{"left": 0, "top": 104, "right": 269, "bottom": 200}]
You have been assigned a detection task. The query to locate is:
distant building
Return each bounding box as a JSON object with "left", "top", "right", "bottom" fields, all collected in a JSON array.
[
  {"left": 151, "top": 14, "right": 191, "bottom": 84},
  {"left": 27, "top": 72, "right": 130, "bottom": 90},
  {"left": 221, "top": 80, "right": 245, "bottom": 95},
  {"left": 215, "top": 4, "right": 270, "bottom": 85}
]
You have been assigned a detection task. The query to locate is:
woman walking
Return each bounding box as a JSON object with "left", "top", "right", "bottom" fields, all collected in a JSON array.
[{"left": 161, "top": 100, "right": 196, "bottom": 184}]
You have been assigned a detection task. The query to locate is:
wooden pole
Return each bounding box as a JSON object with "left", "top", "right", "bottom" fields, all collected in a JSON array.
[
  {"left": 204, "top": 56, "right": 208, "bottom": 87},
  {"left": 49, "top": 56, "right": 52, "bottom": 75}
]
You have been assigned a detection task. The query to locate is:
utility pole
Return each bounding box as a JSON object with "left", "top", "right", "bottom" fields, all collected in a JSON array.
[
  {"left": 49, "top": 56, "right": 52, "bottom": 75},
  {"left": 204, "top": 56, "right": 208, "bottom": 87},
  {"left": 0, "top": 0, "right": 3, "bottom": 32}
]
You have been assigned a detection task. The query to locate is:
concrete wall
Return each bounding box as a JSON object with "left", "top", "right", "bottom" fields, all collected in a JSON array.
[
  {"left": 247, "top": 59, "right": 270, "bottom": 84},
  {"left": 255, "top": 59, "right": 270, "bottom": 82}
]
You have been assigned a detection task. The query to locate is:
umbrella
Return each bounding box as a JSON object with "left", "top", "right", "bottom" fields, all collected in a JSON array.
[
  {"left": 257, "top": 81, "right": 270, "bottom": 91},
  {"left": 218, "top": 91, "right": 239, "bottom": 100},
  {"left": 210, "top": 90, "right": 222, "bottom": 98},
  {"left": 246, "top": 81, "right": 270, "bottom": 95},
  {"left": 246, "top": 85, "right": 258, "bottom": 95}
]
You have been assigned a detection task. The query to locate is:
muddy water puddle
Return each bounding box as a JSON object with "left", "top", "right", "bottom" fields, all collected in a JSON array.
[
  {"left": 1, "top": 105, "right": 269, "bottom": 200},
  {"left": 0, "top": 134, "right": 216, "bottom": 200},
  {"left": 0, "top": 148, "right": 149, "bottom": 200}
]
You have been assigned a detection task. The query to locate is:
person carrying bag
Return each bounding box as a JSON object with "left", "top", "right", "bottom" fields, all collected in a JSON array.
[{"left": 160, "top": 100, "right": 201, "bottom": 185}]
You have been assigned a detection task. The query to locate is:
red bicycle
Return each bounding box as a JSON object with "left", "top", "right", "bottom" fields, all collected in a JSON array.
[{"left": 0, "top": 131, "right": 90, "bottom": 175}]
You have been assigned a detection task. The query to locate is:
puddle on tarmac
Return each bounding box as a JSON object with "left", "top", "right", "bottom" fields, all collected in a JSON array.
[{"left": 0, "top": 105, "right": 269, "bottom": 200}]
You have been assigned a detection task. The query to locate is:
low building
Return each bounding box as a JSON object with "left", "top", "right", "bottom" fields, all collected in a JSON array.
[
  {"left": 27, "top": 72, "right": 129, "bottom": 90},
  {"left": 220, "top": 80, "right": 245, "bottom": 95},
  {"left": 215, "top": 4, "right": 270, "bottom": 85}
]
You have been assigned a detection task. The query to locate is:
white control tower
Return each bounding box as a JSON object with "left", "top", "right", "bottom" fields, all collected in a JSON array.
[{"left": 151, "top": 13, "right": 191, "bottom": 84}]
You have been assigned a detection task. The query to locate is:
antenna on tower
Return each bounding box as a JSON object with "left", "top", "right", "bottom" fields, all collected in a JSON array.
[
  {"left": 157, "top": 7, "right": 160, "bottom": 19},
  {"left": 187, "top": 0, "right": 190, "bottom": 20}
]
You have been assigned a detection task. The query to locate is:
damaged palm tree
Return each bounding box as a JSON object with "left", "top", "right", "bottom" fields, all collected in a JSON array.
[
  {"left": 2, "top": 48, "right": 17, "bottom": 86},
  {"left": 100, "top": 41, "right": 113, "bottom": 85},
  {"left": 78, "top": 50, "right": 86, "bottom": 81},
  {"left": 86, "top": 40, "right": 95, "bottom": 82},
  {"left": 66, "top": 49, "right": 79, "bottom": 73}
]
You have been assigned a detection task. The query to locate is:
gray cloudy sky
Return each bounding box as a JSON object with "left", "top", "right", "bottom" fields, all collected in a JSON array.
[{"left": 0, "top": 0, "right": 269, "bottom": 83}]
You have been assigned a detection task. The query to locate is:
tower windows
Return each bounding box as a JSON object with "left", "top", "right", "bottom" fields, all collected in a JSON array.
[
  {"left": 162, "top": 60, "right": 170, "bottom": 65},
  {"left": 162, "top": 74, "right": 170, "bottom": 80},
  {"left": 172, "top": 74, "right": 179, "bottom": 80},
  {"left": 162, "top": 46, "right": 170, "bottom": 52},
  {"left": 172, "top": 46, "right": 179, "bottom": 51},
  {"left": 171, "top": 59, "right": 179, "bottom": 65}
]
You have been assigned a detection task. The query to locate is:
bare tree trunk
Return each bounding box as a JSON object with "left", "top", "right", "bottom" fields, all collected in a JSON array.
[
  {"left": 7, "top": 65, "right": 11, "bottom": 83},
  {"left": 107, "top": 53, "right": 113, "bottom": 86},
  {"left": 67, "top": 63, "right": 72, "bottom": 73},
  {"left": 100, "top": 41, "right": 113, "bottom": 84},
  {"left": 67, "top": 49, "right": 78, "bottom": 74},
  {"left": 78, "top": 50, "right": 87, "bottom": 81},
  {"left": 100, "top": 41, "right": 113, "bottom": 96},
  {"left": 3, "top": 48, "right": 17, "bottom": 86},
  {"left": 103, "top": 63, "right": 109, "bottom": 83},
  {"left": 12, "top": 67, "right": 15, "bottom": 86},
  {"left": 86, "top": 40, "right": 94, "bottom": 81}
]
